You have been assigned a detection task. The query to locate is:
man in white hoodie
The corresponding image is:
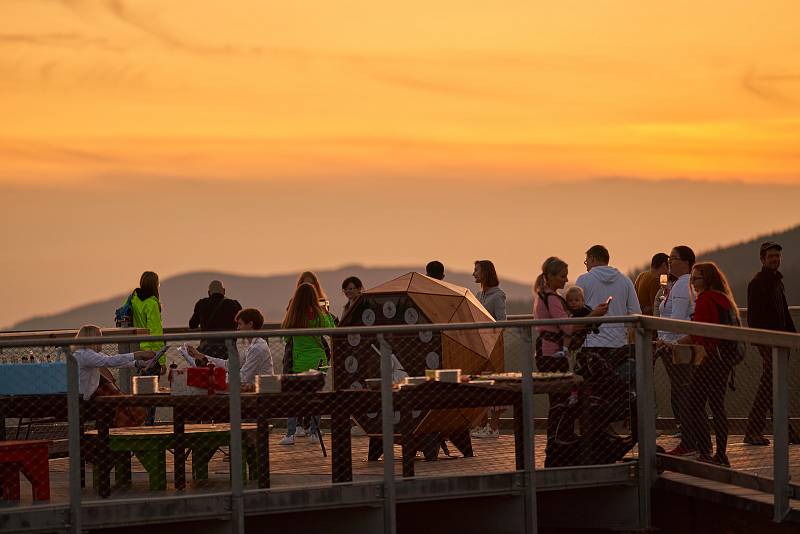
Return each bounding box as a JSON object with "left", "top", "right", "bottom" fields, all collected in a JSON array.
[{"left": 576, "top": 244, "right": 642, "bottom": 354}]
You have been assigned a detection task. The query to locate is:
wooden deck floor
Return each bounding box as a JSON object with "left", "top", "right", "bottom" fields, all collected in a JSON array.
[{"left": 3, "top": 432, "right": 799, "bottom": 508}]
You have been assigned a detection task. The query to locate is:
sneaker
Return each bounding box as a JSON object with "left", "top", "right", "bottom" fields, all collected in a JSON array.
[
  {"left": 309, "top": 433, "right": 320, "bottom": 445},
  {"left": 295, "top": 426, "right": 307, "bottom": 437},
  {"left": 712, "top": 452, "right": 730, "bottom": 467},
  {"left": 743, "top": 434, "right": 770, "bottom": 446},
  {"left": 666, "top": 443, "right": 696, "bottom": 457},
  {"left": 471, "top": 425, "right": 499, "bottom": 439},
  {"left": 279, "top": 435, "right": 295, "bottom": 445}
]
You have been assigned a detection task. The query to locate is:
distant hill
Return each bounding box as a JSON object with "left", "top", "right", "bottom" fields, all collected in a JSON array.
[
  {"left": 11, "top": 225, "right": 800, "bottom": 331},
  {"left": 8, "top": 266, "right": 535, "bottom": 331},
  {"left": 698, "top": 225, "right": 800, "bottom": 306},
  {"left": 632, "top": 224, "right": 800, "bottom": 306}
]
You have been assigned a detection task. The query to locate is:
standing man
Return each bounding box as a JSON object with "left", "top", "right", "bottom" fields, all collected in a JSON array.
[
  {"left": 635, "top": 253, "right": 670, "bottom": 315},
  {"left": 657, "top": 246, "right": 696, "bottom": 455},
  {"left": 576, "top": 245, "right": 641, "bottom": 357},
  {"left": 189, "top": 280, "right": 243, "bottom": 360},
  {"left": 744, "top": 242, "right": 799, "bottom": 445}
]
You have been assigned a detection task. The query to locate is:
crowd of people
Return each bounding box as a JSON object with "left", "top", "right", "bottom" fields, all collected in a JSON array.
[{"left": 76, "top": 242, "right": 795, "bottom": 463}]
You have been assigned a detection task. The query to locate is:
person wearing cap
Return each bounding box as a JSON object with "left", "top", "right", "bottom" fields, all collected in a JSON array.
[
  {"left": 744, "top": 241, "right": 799, "bottom": 445},
  {"left": 189, "top": 280, "right": 243, "bottom": 360}
]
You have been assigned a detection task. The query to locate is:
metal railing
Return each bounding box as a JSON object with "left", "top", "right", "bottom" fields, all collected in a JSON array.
[{"left": 1, "top": 314, "right": 798, "bottom": 532}]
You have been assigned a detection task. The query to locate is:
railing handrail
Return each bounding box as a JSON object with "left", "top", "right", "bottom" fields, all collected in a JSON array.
[
  {"left": 2, "top": 314, "right": 800, "bottom": 350},
  {"left": 0, "top": 316, "right": 638, "bottom": 349}
]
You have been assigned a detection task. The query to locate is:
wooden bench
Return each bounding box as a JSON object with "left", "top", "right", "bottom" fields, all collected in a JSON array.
[
  {"left": 0, "top": 440, "right": 51, "bottom": 502},
  {"left": 86, "top": 423, "right": 258, "bottom": 491}
]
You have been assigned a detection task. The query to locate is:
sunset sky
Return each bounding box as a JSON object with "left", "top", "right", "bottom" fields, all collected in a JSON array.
[{"left": 2, "top": 1, "right": 799, "bottom": 327}]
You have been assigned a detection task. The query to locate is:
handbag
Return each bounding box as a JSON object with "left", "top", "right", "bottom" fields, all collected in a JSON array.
[{"left": 93, "top": 370, "right": 147, "bottom": 427}]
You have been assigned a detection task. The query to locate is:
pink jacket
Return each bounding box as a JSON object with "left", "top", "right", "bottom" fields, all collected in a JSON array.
[{"left": 534, "top": 290, "right": 576, "bottom": 356}]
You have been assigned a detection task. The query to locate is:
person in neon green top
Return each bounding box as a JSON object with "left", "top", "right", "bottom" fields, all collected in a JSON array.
[
  {"left": 129, "top": 271, "right": 166, "bottom": 368},
  {"left": 280, "top": 283, "right": 335, "bottom": 445}
]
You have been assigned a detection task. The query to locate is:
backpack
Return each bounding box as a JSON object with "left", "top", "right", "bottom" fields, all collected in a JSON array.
[
  {"left": 713, "top": 300, "right": 746, "bottom": 367},
  {"left": 115, "top": 292, "right": 134, "bottom": 327}
]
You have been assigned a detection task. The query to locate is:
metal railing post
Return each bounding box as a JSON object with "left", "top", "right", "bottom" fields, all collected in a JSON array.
[
  {"left": 377, "top": 334, "right": 396, "bottom": 534},
  {"left": 634, "top": 326, "right": 656, "bottom": 529},
  {"left": 226, "top": 339, "right": 245, "bottom": 534},
  {"left": 65, "top": 347, "right": 82, "bottom": 534},
  {"left": 519, "top": 326, "right": 538, "bottom": 534},
  {"left": 772, "top": 346, "right": 790, "bottom": 522}
]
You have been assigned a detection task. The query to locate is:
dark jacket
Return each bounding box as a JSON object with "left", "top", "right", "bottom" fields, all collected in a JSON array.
[
  {"left": 189, "top": 294, "right": 242, "bottom": 333},
  {"left": 747, "top": 268, "right": 795, "bottom": 333}
]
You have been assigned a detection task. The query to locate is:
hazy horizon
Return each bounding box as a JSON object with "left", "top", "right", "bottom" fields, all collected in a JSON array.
[{"left": 2, "top": 177, "right": 798, "bottom": 329}]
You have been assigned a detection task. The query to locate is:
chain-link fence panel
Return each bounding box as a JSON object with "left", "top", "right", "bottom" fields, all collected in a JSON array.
[
  {"left": 653, "top": 325, "right": 800, "bottom": 482},
  {"left": 531, "top": 318, "right": 638, "bottom": 469},
  {"left": 0, "top": 341, "right": 68, "bottom": 508}
]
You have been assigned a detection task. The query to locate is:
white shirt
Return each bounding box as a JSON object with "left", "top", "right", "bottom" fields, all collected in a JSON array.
[
  {"left": 72, "top": 348, "right": 137, "bottom": 400},
  {"left": 575, "top": 265, "right": 641, "bottom": 348},
  {"left": 205, "top": 337, "right": 273, "bottom": 385},
  {"left": 658, "top": 274, "right": 695, "bottom": 343}
]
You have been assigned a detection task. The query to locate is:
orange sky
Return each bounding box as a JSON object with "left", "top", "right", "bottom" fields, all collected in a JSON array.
[
  {"left": 1, "top": 1, "right": 800, "bottom": 327},
  {"left": 2, "top": 0, "right": 799, "bottom": 184}
]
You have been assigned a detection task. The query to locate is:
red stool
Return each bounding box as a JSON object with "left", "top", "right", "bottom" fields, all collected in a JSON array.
[{"left": 0, "top": 440, "right": 51, "bottom": 501}]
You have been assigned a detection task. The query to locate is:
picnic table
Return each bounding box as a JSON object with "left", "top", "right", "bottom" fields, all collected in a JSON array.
[{"left": 2, "top": 375, "right": 581, "bottom": 497}]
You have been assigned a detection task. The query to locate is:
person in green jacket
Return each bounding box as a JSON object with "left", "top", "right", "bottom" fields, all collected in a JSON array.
[
  {"left": 129, "top": 271, "right": 166, "bottom": 371},
  {"left": 279, "top": 283, "right": 335, "bottom": 445}
]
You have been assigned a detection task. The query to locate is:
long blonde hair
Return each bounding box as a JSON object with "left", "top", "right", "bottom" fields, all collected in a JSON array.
[
  {"left": 534, "top": 257, "right": 568, "bottom": 294},
  {"left": 296, "top": 271, "right": 327, "bottom": 301},
  {"left": 282, "top": 283, "right": 325, "bottom": 329},
  {"left": 73, "top": 324, "right": 103, "bottom": 352}
]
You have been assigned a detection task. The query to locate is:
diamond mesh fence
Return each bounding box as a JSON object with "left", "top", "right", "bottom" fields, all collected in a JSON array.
[
  {"left": 653, "top": 327, "right": 800, "bottom": 478},
  {"left": 2, "top": 313, "right": 797, "bottom": 529}
]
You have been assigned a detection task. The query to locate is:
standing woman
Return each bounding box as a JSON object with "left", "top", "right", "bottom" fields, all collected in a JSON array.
[
  {"left": 131, "top": 271, "right": 165, "bottom": 425},
  {"left": 471, "top": 260, "right": 506, "bottom": 438},
  {"left": 341, "top": 276, "right": 364, "bottom": 316},
  {"left": 296, "top": 271, "right": 330, "bottom": 311},
  {"left": 473, "top": 260, "right": 506, "bottom": 320},
  {"left": 533, "top": 257, "right": 607, "bottom": 466},
  {"left": 670, "top": 262, "right": 740, "bottom": 466},
  {"left": 132, "top": 271, "right": 166, "bottom": 372},
  {"left": 279, "top": 283, "right": 336, "bottom": 445}
]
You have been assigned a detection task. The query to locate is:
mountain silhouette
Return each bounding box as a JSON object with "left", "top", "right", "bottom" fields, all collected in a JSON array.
[
  {"left": 9, "top": 224, "right": 800, "bottom": 331},
  {"left": 8, "top": 266, "right": 534, "bottom": 331}
]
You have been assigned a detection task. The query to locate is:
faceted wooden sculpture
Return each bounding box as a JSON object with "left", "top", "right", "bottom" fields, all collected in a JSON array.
[{"left": 332, "top": 272, "right": 505, "bottom": 459}]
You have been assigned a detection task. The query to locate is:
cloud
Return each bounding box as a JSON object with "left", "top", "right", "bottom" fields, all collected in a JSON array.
[
  {"left": 104, "top": 0, "right": 237, "bottom": 56},
  {"left": 0, "top": 32, "right": 125, "bottom": 52},
  {"left": 742, "top": 66, "right": 799, "bottom": 104}
]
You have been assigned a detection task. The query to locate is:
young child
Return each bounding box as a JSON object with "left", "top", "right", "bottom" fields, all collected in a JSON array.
[{"left": 564, "top": 286, "right": 601, "bottom": 335}]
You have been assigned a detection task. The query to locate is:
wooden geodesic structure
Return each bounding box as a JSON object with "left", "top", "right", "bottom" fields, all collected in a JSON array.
[{"left": 332, "top": 272, "right": 504, "bottom": 440}]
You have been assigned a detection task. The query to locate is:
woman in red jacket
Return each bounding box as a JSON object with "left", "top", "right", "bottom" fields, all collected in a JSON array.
[{"left": 670, "top": 262, "right": 740, "bottom": 466}]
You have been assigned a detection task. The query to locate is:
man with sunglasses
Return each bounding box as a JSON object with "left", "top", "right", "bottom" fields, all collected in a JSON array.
[{"left": 657, "top": 246, "right": 696, "bottom": 456}]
